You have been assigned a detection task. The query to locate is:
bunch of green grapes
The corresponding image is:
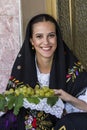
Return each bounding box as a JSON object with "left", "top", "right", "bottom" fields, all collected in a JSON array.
[
  {"left": 34, "top": 85, "right": 54, "bottom": 97},
  {"left": 15, "top": 86, "right": 34, "bottom": 96},
  {"left": 4, "top": 84, "right": 54, "bottom": 98},
  {"left": 4, "top": 85, "right": 34, "bottom": 97}
]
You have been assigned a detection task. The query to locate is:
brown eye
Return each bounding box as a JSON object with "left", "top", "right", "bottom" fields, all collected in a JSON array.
[
  {"left": 36, "top": 35, "right": 43, "bottom": 39},
  {"left": 48, "top": 33, "right": 56, "bottom": 38}
]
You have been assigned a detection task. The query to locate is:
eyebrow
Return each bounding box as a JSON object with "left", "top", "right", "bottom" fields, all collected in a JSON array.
[{"left": 34, "top": 32, "right": 56, "bottom": 35}]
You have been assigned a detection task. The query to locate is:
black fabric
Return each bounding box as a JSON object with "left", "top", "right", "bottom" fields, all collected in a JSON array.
[{"left": 54, "top": 112, "right": 87, "bottom": 130}]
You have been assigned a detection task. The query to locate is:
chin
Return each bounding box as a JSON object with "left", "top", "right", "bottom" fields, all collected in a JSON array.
[{"left": 43, "top": 54, "right": 53, "bottom": 58}]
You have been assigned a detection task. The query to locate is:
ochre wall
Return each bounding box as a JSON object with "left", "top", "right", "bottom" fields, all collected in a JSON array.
[{"left": 21, "top": 0, "right": 46, "bottom": 40}]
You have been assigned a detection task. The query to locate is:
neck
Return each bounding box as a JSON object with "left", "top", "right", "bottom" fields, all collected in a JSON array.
[{"left": 36, "top": 56, "right": 53, "bottom": 74}]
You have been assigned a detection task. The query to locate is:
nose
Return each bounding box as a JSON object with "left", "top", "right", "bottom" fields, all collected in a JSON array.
[{"left": 43, "top": 36, "right": 49, "bottom": 45}]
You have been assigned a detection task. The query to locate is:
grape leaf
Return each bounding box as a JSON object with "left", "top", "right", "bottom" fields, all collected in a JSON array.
[
  {"left": 27, "top": 97, "right": 40, "bottom": 104},
  {"left": 0, "top": 94, "right": 7, "bottom": 111},
  {"left": 13, "top": 94, "right": 24, "bottom": 115},
  {"left": 6, "top": 94, "right": 16, "bottom": 110},
  {"left": 47, "top": 97, "right": 58, "bottom": 106}
]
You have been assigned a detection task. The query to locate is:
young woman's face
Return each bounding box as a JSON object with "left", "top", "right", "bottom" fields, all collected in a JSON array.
[{"left": 30, "top": 21, "right": 57, "bottom": 59}]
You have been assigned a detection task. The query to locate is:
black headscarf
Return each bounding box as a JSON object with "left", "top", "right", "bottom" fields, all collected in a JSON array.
[{"left": 8, "top": 14, "right": 87, "bottom": 96}]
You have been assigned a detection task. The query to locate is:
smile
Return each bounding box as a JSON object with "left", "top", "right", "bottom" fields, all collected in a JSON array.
[{"left": 41, "top": 47, "right": 52, "bottom": 51}]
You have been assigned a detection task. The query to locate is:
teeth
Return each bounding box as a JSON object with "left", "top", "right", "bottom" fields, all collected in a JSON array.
[{"left": 42, "top": 47, "right": 51, "bottom": 50}]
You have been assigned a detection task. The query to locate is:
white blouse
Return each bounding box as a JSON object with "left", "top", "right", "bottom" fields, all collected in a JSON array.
[
  {"left": 35, "top": 59, "right": 50, "bottom": 87},
  {"left": 65, "top": 88, "right": 87, "bottom": 113}
]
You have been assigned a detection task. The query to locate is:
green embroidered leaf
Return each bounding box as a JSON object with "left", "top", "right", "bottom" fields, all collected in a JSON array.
[{"left": 47, "top": 97, "right": 58, "bottom": 106}]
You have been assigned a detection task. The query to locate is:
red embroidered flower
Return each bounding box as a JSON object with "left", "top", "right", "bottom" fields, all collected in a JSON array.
[
  {"left": 9, "top": 76, "right": 14, "bottom": 80},
  {"left": 32, "top": 118, "right": 37, "bottom": 128}
]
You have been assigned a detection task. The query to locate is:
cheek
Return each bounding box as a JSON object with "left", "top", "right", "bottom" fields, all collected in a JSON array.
[
  {"left": 52, "top": 40, "right": 57, "bottom": 49},
  {"left": 31, "top": 40, "right": 37, "bottom": 46},
  {"left": 54, "top": 44, "right": 57, "bottom": 51},
  {"left": 49, "top": 38, "right": 57, "bottom": 45},
  {"left": 32, "top": 41, "right": 40, "bottom": 48}
]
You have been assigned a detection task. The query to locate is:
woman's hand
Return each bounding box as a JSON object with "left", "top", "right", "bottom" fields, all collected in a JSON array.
[
  {"left": 54, "top": 89, "right": 73, "bottom": 102},
  {"left": 54, "top": 89, "right": 87, "bottom": 112}
]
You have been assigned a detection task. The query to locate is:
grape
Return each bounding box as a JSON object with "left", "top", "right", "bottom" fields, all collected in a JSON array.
[
  {"left": 34, "top": 85, "right": 54, "bottom": 97},
  {"left": 4, "top": 88, "right": 14, "bottom": 95},
  {"left": 45, "top": 92, "right": 51, "bottom": 97},
  {"left": 15, "top": 89, "right": 20, "bottom": 96},
  {"left": 4, "top": 84, "right": 54, "bottom": 98},
  {"left": 35, "top": 84, "right": 40, "bottom": 90}
]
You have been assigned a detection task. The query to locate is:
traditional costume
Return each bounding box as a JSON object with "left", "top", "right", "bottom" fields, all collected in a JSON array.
[{"left": 0, "top": 14, "right": 87, "bottom": 130}]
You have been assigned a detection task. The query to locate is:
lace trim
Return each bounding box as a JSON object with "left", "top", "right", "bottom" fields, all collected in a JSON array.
[{"left": 23, "top": 98, "right": 64, "bottom": 118}]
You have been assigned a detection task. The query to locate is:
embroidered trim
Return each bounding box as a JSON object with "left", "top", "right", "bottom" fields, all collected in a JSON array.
[
  {"left": 7, "top": 76, "right": 24, "bottom": 89},
  {"left": 66, "top": 62, "right": 84, "bottom": 83},
  {"left": 25, "top": 110, "right": 53, "bottom": 130},
  {"left": 59, "top": 125, "right": 66, "bottom": 130}
]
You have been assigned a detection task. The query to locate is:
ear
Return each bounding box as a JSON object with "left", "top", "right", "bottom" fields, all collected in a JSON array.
[{"left": 30, "top": 38, "right": 34, "bottom": 45}]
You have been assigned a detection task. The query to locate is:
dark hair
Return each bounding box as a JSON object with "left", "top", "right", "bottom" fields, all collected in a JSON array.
[{"left": 25, "top": 14, "right": 61, "bottom": 40}]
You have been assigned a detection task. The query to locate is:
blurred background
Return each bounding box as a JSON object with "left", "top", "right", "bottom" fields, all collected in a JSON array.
[{"left": 0, "top": 0, "right": 87, "bottom": 92}]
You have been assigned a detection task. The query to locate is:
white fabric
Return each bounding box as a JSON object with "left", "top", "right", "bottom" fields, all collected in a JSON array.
[
  {"left": 37, "top": 70, "right": 50, "bottom": 87},
  {"left": 36, "top": 59, "right": 50, "bottom": 87},
  {"left": 23, "top": 97, "right": 64, "bottom": 118},
  {"left": 65, "top": 87, "right": 87, "bottom": 113},
  {"left": 0, "top": 112, "right": 5, "bottom": 117}
]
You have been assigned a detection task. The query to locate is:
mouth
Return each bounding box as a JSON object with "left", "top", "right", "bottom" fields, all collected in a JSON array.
[{"left": 41, "top": 46, "right": 52, "bottom": 51}]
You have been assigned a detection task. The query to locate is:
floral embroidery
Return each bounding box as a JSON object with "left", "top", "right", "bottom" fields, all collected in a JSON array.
[
  {"left": 25, "top": 115, "right": 36, "bottom": 130},
  {"left": 7, "top": 76, "right": 23, "bottom": 89},
  {"left": 25, "top": 110, "right": 53, "bottom": 130},
  {"left": 66, "top": 62, "right": 84, "bottom": 83}
]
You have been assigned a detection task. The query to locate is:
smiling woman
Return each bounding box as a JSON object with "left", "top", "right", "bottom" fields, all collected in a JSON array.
[
  {"left": 30, "top": 21, "right": 57, "bottom": 68},
  {"left": 0, "top": 13, "right": 87, "bottom": 130}
]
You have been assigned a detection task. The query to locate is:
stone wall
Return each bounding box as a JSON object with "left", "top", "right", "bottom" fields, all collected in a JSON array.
[{"left": 0, "top": 0, "right": 21, "bottom": 92}]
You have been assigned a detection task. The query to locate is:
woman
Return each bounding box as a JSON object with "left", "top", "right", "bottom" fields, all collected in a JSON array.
[{"left": 0, "top": 14, "right": 87, "bottom": 130}]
